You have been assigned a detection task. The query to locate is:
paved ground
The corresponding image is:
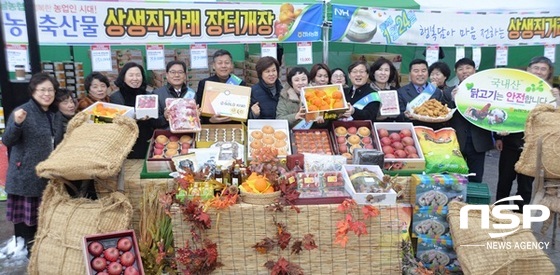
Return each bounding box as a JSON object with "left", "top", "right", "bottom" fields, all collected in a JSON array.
[{"left": 0, "top": 149, "right": 558, "bottom": 274}]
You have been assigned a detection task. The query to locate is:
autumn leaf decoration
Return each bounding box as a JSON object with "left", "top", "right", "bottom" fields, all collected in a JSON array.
[{"left": 334, "top": 199, "right": 380, "bottom": 248}]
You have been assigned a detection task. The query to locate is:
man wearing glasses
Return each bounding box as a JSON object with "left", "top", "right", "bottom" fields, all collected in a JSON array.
[{"left": 153, "top": 60, "right": 194, "bottom": 129}]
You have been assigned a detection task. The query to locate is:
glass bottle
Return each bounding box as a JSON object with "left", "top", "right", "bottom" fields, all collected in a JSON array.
[
  {"left": 202, "top": 182, "right": 214, "bottom": 200},
  {"left": 190, "top": 182, "right": 201, "bottom": 199},
  {"left": 215, "top": 165, "right": 223, "bottom": 184},
  {"left": 230, "top": 164, "right": 241, "bottom": 187}
]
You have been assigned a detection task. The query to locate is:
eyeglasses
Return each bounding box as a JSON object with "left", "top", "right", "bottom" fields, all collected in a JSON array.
[
  {"left": 168, "top": 70, "right": 185, "bottom": 75},
  {"left": 332, "top": 74, "right": 345, "bottom": 79},
  {"left": 350, "top": 70, "right": 367, "bottom": 75},
  {"left": 36, "top": 88, "right": 55, "bottom": 94}
]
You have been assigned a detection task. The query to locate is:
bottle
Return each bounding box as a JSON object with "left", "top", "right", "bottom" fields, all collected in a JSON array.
[
  {"left": 190, "top": 182, "right": 201, "bottom": 199},
  {"left": 215, "top": 165, "right": 223, "bottom": 184},
  {"left": 230, "top": 164, "right": 241, "bottom": 187},
  {"left": 240, "top": 167, "right": 248, "bottom": 182},
  {"left": 202, "top": 182, "right": 214, "bottom": 200}
]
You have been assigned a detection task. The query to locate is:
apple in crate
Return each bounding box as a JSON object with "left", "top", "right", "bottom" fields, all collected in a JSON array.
[
  {"left": 103, "top": 247, "right": 120, "bottom": 262},
  {"left": 91, "top": 257, "right": 107, "bottom": 272},
  {"left": 117, "top": 237, "right": 132, "bottom": 252},
  {"left": 107, "top": 262, "right": 123, "bottom": 275},
  {"left": 124, "top": 266, "right": 140, "bottom": 275},
  {"left": 88, "top": 241, "right": 104, "bottom": 257},
  {"left": 120, "top": 251, "right": 135, "bottom": 267}
]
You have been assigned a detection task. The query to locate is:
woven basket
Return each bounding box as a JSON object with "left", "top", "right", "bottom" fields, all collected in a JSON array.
[
  {"left": 408, "top": 108, "right": 454, "bottom": 123},
  {"left": 447, "top": 201, "right": 555, "bottom": 275},
  {"left": 35, "top": 112, "right": 139, "bottom": 180},
  {"left": 171, "top": 203, "right": 404, "bottom": 274},
  {"left": 28, "top": 179, "right": 132, "bottom": 275},
  {"left": 239, "top": 190, "right": 281, "bottom": 205}
]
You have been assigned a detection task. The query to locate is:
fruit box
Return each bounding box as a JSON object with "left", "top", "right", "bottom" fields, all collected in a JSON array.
[
  {"left": 373, "top": 122, "right": 426, "bottom": 176},
  {"left": 291, "top": 129, "right": 334, "bottom": 155},
  {"left": 135, "top": 94, "right": 158, "bottom": 119},
  {"left": 200, "top": 81, "right": 252, "bottom": 122},
  {"left": 247, "top": 119, "right": 291, "bottom": 159},
  {"left": 330, "top": 120, "right": 377, "bottom": 162},
  {"left": 82, "top": 229, "right": 144, "bottom": 275},
  {"left": 302, "top": 84, "right": 348, "bottom": 117},
  {"left": 195, "top": 124, "right": 245, "bottom": 148},
  {"left": 166, "top": 98, "right": 202, "bottom": 133},
  {"left": 82, "top": 102, "right": 135, "bottom": 123},
  {"left": 341, "top": 164, "right": 397, "bottom": 205},
  {"left": 145, "top": 129, "right": 195, "bottom": 173}
]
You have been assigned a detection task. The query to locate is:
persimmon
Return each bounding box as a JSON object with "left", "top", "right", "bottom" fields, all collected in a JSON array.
[
  {"left": 331, "top": 91, "right": 343, "bottom": 99},
  {"left": 315, "top": 90, "right": 327, "bottom": 99},
  {"left": 254, "top": 177, "right": 269, "bottom": 192},
  {"left": 333, "top": 101, "right": 345, "bottom": 108}
]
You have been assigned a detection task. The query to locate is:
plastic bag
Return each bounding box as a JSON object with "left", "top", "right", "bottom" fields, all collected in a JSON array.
[{"left": 413, "top": 126, "right": 468, "bottom": 174}]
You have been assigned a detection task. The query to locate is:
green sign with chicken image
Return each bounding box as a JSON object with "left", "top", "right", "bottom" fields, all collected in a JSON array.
[{"left": 455, "top": 68, "right": 554, "bottom": 133}]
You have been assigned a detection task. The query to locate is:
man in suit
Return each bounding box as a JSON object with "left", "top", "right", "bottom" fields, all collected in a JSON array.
[
  {"left": 397, "top": 59, "right": 447, "bottom": 129},
  {"left": 446, "top": 58, "right": 494, "bottom": 182}
]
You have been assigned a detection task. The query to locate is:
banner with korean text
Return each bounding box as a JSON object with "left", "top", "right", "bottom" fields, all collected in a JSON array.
[
  {"left": 2, "top": 0, "right": 323, "bottom": 44},
  {"left": 331, "top": 4, "right": 560, "bottom": 46}
]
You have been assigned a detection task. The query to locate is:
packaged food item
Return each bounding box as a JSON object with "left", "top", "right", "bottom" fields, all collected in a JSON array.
[
  {"left": 303, "top": 153, "right": 346, "bottom": 172},
  {"left": 414, "top": 126, "right": 468, "bottom": 174},
  {"left": 352, "top": 149, "right": 384, "bottom": 166},
  {"left": 416, "top": 235, "right": 460, "bottom": 272},
  {"left": 166, "top": 98, "right": 201, "bottom": 133}
]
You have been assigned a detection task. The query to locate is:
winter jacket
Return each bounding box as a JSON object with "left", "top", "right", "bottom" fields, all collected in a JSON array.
[
  {"left": 344, "top": 84, "right": 380, "bottom": 121},
  {"left": 196, "top": 74, "right": 247, "bottom": 124},
  {"left": 249, "top": 78, "right": 283, "bottom": 120},
  {"left": 276, "top": 86, "right": 302, "bottom": 128},
  {"left": 3, "top": 99, "right": 63, "bottom": 197}
]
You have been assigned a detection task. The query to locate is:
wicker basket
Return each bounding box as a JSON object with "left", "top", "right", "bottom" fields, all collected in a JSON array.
[
  {"left": 239, "top": 190, "right": 281, "bottom": 205},
  {"left": 408, "top": 108, "right": 455, "bottom": 123}
]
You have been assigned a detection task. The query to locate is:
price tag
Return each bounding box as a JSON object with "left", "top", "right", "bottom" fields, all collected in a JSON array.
[
  {"left": 456, "top": 46, "right": 465, "bottom": 61},
  {"left": 425, "top": 45, "right": 439, "bottom": 66},
  {"left": 261, "top": 43, "right": 277, "bottom": 59},
  {"left": 544, "top": 44, "right": 556, "bottom": 62},
  {"left": 190, "top": 44, "right": 208, "bottom": 69},
  {"left": 90, "top": 44, "right": 112, "bottom": 72},
  {"left": 297, "top": 42, "right": 313, "bottom": 65},
  {"left": 146, "top": 45, "right": 165, "bottom": 70},
  {"left": 472, "top": 46, "right": 482, "bottom": 70},
  {"left": 6, "top": 44, "right": 28, "bottom": 72},
  {"left": 495, "top": 45, "right": 508, "bottom": 66}
]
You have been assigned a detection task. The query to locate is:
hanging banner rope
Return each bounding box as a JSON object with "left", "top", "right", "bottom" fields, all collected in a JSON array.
[{"left": 330, "top": 4, "right": 560, "bottom": 47}]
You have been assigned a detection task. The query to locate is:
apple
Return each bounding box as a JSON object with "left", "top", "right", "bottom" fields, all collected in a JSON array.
[
  {"left": 400, "top": 129, "right": 412, "bottom": 138},
  {"left": 380, "top": 137, "right": 392, "bottom": 146},
  {"left": 107, "top": 262, "right": 123, "bottom": 275},
  {"left": 361, "top": 137, "right": 372, "bottom": 144},
  {"left": 117, "top": 237, "right": 133, "bottom": 252},
  {"left": 153, "top": 148, "right": 163, "bottom": 156},
  {"left": 88, "top": 241, "right": 104, "bottom": 257},
  {"left": 339, "top": 144, "right": 348, "bottom": 153},
  {"left": 402, "top": 136, "right": 415, "bottom": 146},
  {"left": 104, "top": 247, "right": 120, "bottom": 262},
  {"left": 154, "top": 143, "right": 165, "bottom": 149},
  {"left": 168, "top": 135, "right": 179, "bottom": 142},
  {"left": 389, "top": 132, "right": 401, "bottom": 142},
  {"left": 347, "top": 127, "right": 357, "bottom": 134},
  {"left": 394, "top": 150, "right": 407, "bottom": 158},
  {"left": 364, "top": 144, "right": 374, "bottom": 149},
  {"left": 382, "top": 146, "right": 394, "bottom": 155},
  {"left": 408, "top": 153, "right": 420, "bottom": 158},
  {"left": 404, "top": 145, "right": 417, "bottom": 155},
  {"left": 91, "top": 257, "right": 107, "bottom": 272},
  {"left": 336, "top": 136, "right": 346, "bottom": 144},
  {"left": 391, "top": 142, "right": 404, "bottom": 150},
  {"left": 385, "top": 153, "right": 396, "bottom": 158},
  {"left": 378, "top": 128, "right": 389, "bottom": 138},
  {"left": 124, "top": 266, "right": 140, "bottom": 275},
  {"left": 97, "top": 272, "right": 109, "bottom": 275},
  {"left": 120, "top": 251, "right": 135, "bottom": 267}
]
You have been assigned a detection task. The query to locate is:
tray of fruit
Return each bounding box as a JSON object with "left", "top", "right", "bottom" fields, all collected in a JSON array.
[
  {"left": 166, "top": 98, "right": 201, "bottom": 133},
  {"left": 82, "top": 102, "right": 135, "bottom": 123},
  {"left": 292, "top": 129, "right": 334, "bottom": 155},
  {"left": 239, "top": 173, "right": 280, "bottom": 205},
  {"left": 83, "top": 230, "right": 144, "bottom": 275},
  {"left": 331, "top": 120, "right": 376, "bottom": 161}
]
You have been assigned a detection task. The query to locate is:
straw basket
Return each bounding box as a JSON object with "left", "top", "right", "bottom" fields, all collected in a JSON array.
[
  {"left": 407, "top": 108, "right": 454, "bottom": 123},
  {"left": 448, "top": 201, "right": 555, "bottom": 275},
  {"left": 239, "top": 190, "right": 281, "bottom": 205},
  {"left": 171, "top": 203, "right": 405, "bottom": 274}
]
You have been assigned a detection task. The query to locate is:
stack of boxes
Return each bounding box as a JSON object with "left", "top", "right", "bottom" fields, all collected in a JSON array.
[
  {"left": 41, "top": 61, "right": 85, "bottom": 98},
  {"left": 244, "top": 54, "right": 287, "bottom": 86},
  {"left": 350, "top": 52, "right": 405, "bottom": 85}
]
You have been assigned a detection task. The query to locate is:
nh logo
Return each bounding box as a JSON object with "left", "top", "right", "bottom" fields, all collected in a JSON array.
[
  {"left": 334, "top": 8, "right": 349, "bottom": 17},
  {"left": 459, "top": 195, "right": 550, "bottom": 238}
]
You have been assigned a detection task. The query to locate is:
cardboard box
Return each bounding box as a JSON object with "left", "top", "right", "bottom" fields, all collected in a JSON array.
[
  {"left": 247, "top": 119, "right": 291, "bottom": 158},
  {"left": 331, "top": 120, "right": 377, "bottom": 161},
  {"left": 146, "top": 129, "right": 195, "bottom": 172},
  {"left": 42, "top": 61, "right": 54, "bottom": 71},
  {"left": 200, "top": 81, "right": 251, "bottom": 122},
  {"left": 341, "top": 164, "right": 397, "bottom": 205},
  {"left": 302, "top": 84, "right": 348, "bottom": 116},
  {"left": 351, "top": 52, "right": 403, "bottom": 71},
  {"left": 245, "top": 69, "right": 258, "bottom": 78},
  {"left": 135, "top": 94, "right": 158, "bottom": 119},
  {"left": 83, "top": 230, "right": 144, "bottom": 275},
  {"left": 233, "top": 61, "right": 245, "bottom": 69},
  {"left": 233, "top": 68, "right": 244, "bottom": 76},
  {"left": 373, "top": 122, "right": 426, "bottom": 175},
  {"left": 82, "top": 101, "right": 135, "bottom": 123},
  {"left": 246, "top": 55, "right": 261, "bottom": 63},
  {"left": 245, "top": 62, "right": 257, "bottom": 70}
]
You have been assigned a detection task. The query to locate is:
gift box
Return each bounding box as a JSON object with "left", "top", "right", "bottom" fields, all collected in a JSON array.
[
  {"left": 302, "top": 84, "right": 348, "bottom": 116},
  {"left": 416, "top": 235, "right": 459, "bottom": 272},
  {"left": 82, "top": 102, "right": 135, "bottom": 123},
  {"left": 83, "top": 230, "right": 144, "bottom": 275},
  {"left": 146, "top": 129, "right": 195, "bottom": 173},
  {"left": 166, "top": 98, "right": 201, "bottom": 133},
  {"left": 200, "top": 81, "right": 251, "bottom": 122},
  {"left": 195, "top": 124, "right": 245, "bottom": 148},
  {"left": 292, "top": 129, "right": 334, "bottom": 155},
  {"left": 411, "top": 173, "right": 468, "bottom": 208},
  {"left": 135, "top": 94, "right": 158, "bottom": 119},
  {"left": 331, "top": 120, "right": 376, "bottom": 162},
  {"left": 247, "top": 119, "right": 291, "bottom": 158},
  {"left": 412, "top": 206, "right": 449, "bottom": 237},
  {"left": 373, "top": 122, "right": 425, "bottom": 175},
  {"left": 341, "top": 164, "right": 397, "bottom": 205}
]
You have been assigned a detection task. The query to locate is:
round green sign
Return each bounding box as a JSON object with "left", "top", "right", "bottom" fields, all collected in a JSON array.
[{"left": 455, "top": 68, "right": 554, "bottom": 133}]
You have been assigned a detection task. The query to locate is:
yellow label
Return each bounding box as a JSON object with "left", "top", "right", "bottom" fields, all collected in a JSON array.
[
  {"left": 304, "top": 177, "right": 314, "bottom": 184},
  {"left": 327, "top": 176, "right": 337, "bottom": 182}
]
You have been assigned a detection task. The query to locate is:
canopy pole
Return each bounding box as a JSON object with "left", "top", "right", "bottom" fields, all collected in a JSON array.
[{"left": 322, "top": 0, "right": 330, "bottom": 64}]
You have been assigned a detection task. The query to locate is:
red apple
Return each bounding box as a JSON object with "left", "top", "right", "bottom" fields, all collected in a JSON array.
[
  {"left": 391, "top": 142, "right": 404, "bottom": 150},
  {"left": 154, "top": 143, "right": 165, "bottom": 149},
  {"left": 394, "top": 149, "right": 407, "bottom": 158},
  {"left": 181, "top": 144, "right": 190, "bottom": 153},
  {"left": 408, "top": 153, "right": 420, "bottom": 158},
  {"left": 107, "top": 262, "right": 123, "bottom": 275},
  {"left": 401, "top": 136, "right": 414, "bottom": 146},
  {"left": 400, "top": 129, "right": 412, "bottom": 138},
  {"left": 120, "top": 251, "right": 135, "bottom": 267},
  {"left": 117, "top": 237, "right": 133, "bottom": 252},
  {"left": 88, "top": 241, "right": 104, "bottom": 257},
  {"left": 347, "top": 127, "right": 357, "bottom": 134},
  {"left": 124, "top": 266, "right": 140, "bottom": 275},
  {"left": 97, "top": 272, "right": 109, "bottom": 275},
  {"left": 153, "top": 148, "right": 163, "bottom": 156},
  {"left": 361, "top": 137, "right": 372, "bottom": 144},
  {"left": 168, "top": 135, "right": 179, "bottom": 142},
  {"left": 339, "top": 144, "right": 348, "bottom": 153},
  {"left": 336, "top": 136, "right": 346, "bottom": 144},
  {"left": 104, "top": 247, "right": 120, "bottom": 262},
  {"left": 91, "top": 257, "right": 107, "bottom": 272},
  {"left": 364, "top": 144, "right": 374, "bottom": 149},
  {"left": 385, "top": 154, "right": 396, "bottom": 159},
  {"left": 389, "top": 132, "right": 401, "bottom": 142},
  {"left": 404, "top": 145, "right": 417, "bottom": 155},
  {"left": 378, "top": 128, "right": 389, "bottom": 138},
  {"left": 380, "top": 137, "right": 392, "bottom": 146},
  {"left": 382, "top": 146, "right": 394, "bottom": 155}
]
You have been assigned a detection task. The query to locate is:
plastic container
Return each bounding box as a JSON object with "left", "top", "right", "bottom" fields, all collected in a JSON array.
[{"left": 466, "top": 182, "right": 491, "bottom": 205}]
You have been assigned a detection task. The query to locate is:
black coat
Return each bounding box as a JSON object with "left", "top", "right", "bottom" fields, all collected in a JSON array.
[
  {"left": 249, "top": 78, "right": 283, "bottom": 120},
  {"left": 397, "top": 83, "right": 449, "bottom": 129},
  {"left": 344, "top": 84, "right": 380, "bottom": 121}
]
